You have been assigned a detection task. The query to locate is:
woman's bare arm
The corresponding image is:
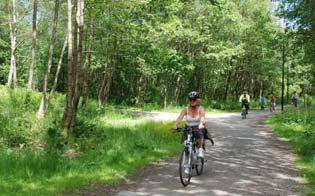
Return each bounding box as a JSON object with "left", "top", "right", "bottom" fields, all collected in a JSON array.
[
  {"left": 172, "top": 108, "right": 186, "bottom": 129},
  {"left": 199, "top": 107, "right": 205, "bottom": 128}
]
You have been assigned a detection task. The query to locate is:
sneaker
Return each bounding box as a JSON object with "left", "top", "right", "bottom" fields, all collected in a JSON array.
[
  {"left": 184, "top": 167, "right": 190, "bottom": 174},
  {"left": 198, "top": 148, "right": 204, "bottom": 158}
]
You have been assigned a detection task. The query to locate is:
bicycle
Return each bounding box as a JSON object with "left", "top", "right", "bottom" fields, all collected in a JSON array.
[
  {"left": 241, "top": 102, "right": 248, "bottom": 119},
  {"left": 175, "top": 127, "right": 204, "bottom": 187}
]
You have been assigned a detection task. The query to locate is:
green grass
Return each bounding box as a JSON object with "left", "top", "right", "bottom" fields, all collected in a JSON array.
[
  {"left": 0, "top": 121, "right": 181, "bottom": 196},
  {"left": 0, "top": 86, "right": 182, "bottom": 195},
  {"left": 266, "top": 107, "right": 315, "bottom": 196}
]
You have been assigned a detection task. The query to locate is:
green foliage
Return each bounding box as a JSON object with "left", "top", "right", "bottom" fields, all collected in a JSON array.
[
  {"left": 0, "top": 86, "right": 182, "bottom": 195},
  {"left": 2, "top": 0, "right": 311, "bottom": 107},
  {"left": 267, "top": 107, "right": 315, "bottom": 195},
  {"left": 0, "top": 120, "right": 181, "bottom": 195},
  {"left": 0, "top": 86, "right": 42, "bottom": 147},
  {"left": 280, "top": 0, "right": 315, "bottom": 93}
]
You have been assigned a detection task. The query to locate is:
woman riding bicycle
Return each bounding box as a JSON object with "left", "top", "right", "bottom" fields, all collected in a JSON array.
[{"left": 172, "top": 91, "right": 206, "bottom": 158}]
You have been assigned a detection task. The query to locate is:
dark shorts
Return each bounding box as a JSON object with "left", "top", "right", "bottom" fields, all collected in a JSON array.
[
  {"left": 241, "top": 101, "right": 249, "bottom": 110},
  {"left": 190, "top": 126, "right": 205, "bottom": 139}
]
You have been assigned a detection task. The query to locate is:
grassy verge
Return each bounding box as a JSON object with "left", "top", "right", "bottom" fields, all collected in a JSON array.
[
  {"left": 0, "top": 86, "right": 182, "bottom": 195},
  {"left": 266, "top": 108, "right": 315, "bottom": 195},
  {"left": 0, "top": 121, "right": 181, "bottom": 196}
]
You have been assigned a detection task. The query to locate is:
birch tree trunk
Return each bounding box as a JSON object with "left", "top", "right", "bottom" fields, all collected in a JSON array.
[
  {"left": 70, "top": 0, "right": 84, "bottom": 132},
  {"left": 62, "top": 0, "right": 74, "bottom": 135},
  {"left": 81, "top": 20, "right": 93, "bottom": 110},
  {"left": 173, "top": 76, "right": 180, "bottom": 105},
  {"left": 163, "top": 81, "right": 168, "bottom": 109},
  {"left": 47, "top": 35, "right": 68, "bottom": 107},
  {"left": 7, "top": 0, "right": 17, "bottom": 89},
  {"left": 27, "top": 0, "right": 38, "bottom": 90},
  {"left": 50, "top": 35, "right": 67, "bottom": 95},
  {"left": 38, "top": 0, "right": 60, "bottom": 116}
]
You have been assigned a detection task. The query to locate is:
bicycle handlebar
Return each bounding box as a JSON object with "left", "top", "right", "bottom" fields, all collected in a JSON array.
[{"left": 173, "top": 127, "right": 194, "bottom": 133}]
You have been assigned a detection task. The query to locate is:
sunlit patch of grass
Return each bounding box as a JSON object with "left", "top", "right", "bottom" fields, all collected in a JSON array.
[{"left": 267, "top": 107, "right": 315, "bottom": 195}]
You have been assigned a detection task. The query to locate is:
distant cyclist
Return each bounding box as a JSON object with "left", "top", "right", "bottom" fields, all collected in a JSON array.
[
  {"left": 172, "top": 91, "right": 206, "bottom": 159},
  {"left": 239, "top": 90, "right": 250, "bottom": 114}
]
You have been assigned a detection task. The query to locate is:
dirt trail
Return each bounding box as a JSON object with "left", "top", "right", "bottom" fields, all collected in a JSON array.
[{"left": 80, "top": 110, "right": 305, "bottom": 196}]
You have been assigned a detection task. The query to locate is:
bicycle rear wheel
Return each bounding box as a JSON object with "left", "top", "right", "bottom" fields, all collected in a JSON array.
[{"left": 179, "top": 150, "right": 192, "bottom": 186}]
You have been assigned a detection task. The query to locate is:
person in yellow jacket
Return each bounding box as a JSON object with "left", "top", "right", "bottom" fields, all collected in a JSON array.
[{"left": 239, "top": 90, "right": 250, "bottom": 114}]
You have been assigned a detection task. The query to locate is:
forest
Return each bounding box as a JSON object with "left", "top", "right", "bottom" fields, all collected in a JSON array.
[{"left": 0, "top": 0, "right": 314, "bottom": 195}]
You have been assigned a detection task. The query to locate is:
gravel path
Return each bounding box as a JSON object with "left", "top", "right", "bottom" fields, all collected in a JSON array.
[{"left": 80, "top": 110, "right": 305, "bottom": 196}]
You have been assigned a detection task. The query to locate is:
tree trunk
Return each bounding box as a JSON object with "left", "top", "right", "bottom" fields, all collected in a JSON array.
[
  {"left": 27, "top": 0, "right": 38, "bottom": 90},
  {"left": 259, "top": 80, "right": 263, "bottom": 97},
  {"left": 47, "top": 35, "right": 68, "bottom": 106},
  {"left": 163, "top": 81, "right": 168, "bottom": 109},
  {"left": 38, "top": 0, "right": 60, "bottom": 116},
  {"left": 62, "top": 0, "right": 74, "bottom": 135},
  {"left": 70, "top": 0, "right": 85, "bottom": 132},
  {"left": 81, "top": 60, "right": 90, "bottom": 110},
  {"left": 98, "top": 73, "right": 107, "bottom": 107},
  {"left": 173, "top": 76, "right": 181, "bottom": 105},
  {"left": 135, "top": 76, "right": 143, "bottom": 106},
  {"left": 7, "top": 0, "right": 17, "bottom": 89},
  {"left": 98, "top": 69, "right": 114, "bottom": 108},
  {"left": 224, "top": 70, "right": 231, "bottom": 101},
  {"left": 81, "top": 18, "right": 93, "bottom": 110},
  {"left": 286, "top": 63, "right": 290, "bottom": 103},
  {"left": 97, "top": 39, "right": 117, "bottom": 108}
]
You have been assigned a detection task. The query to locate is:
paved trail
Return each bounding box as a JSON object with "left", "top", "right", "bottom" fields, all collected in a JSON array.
[{"left": 81, "top": 110, "right": 305, "bottom": 196}]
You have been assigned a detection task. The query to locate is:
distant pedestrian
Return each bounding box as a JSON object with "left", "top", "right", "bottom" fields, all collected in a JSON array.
[
  {"left": 291, "top": 91, "right": 298, "bottom": 107},
  {"left": 259, "top": 95, "right": 266, "bottom": 110},
  {"left": 270, "top": 94, "right": 276, "bottom": 112}
]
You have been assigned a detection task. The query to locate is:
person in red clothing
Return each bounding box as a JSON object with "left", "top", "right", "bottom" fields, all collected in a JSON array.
[{"left": 269, "top": 94, "right": 276, "bottom": 112}]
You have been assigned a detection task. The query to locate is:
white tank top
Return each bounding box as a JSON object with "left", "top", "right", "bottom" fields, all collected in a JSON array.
[{"left": 185, "top": 107, "right": 201, "bottom": 127}]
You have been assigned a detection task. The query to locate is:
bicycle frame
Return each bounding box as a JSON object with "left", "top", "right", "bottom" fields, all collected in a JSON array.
[
  {"left": 241, "top": 104, "right": 247, "bottom": 119},
  {"left": 177, "top": 127, "right": 204, "bottom": 186}
]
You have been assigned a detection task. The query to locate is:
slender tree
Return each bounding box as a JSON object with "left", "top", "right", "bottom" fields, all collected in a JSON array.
[
  {"left": 38, "top": 0, "right": 60, "bottom": 116},
  {"left": 27, "top": 0, "right": 38, "bottom": 90},
  {"left": 47, "top": 35, "right": 68, "bottom": 107},
  {"left": 70, "top": 0, "right": 84, "bottom": 131},
  {"left": 62, "top": 0, "right": 84, "bottom": 134},
  {"left": 62, "top": 0, "right": 74, "bottom": 134},
  {"left": 7, "top": 0, "right": 17, "bottom": 89}
]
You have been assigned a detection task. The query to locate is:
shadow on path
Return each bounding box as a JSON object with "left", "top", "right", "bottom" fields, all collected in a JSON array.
[{"left": 80, "top": 110, "right": 305, "bottom": 196}]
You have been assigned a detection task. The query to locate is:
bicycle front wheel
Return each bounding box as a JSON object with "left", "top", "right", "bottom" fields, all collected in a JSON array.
[
  {"left": 242, "top": 109, "right": 246, "bottom": 119},
  {"left": 179, "top": 150, "right": 192, "bottom": 187},
  {"left": 195, "top": 157, "right": 204, "bottom": 175}
]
